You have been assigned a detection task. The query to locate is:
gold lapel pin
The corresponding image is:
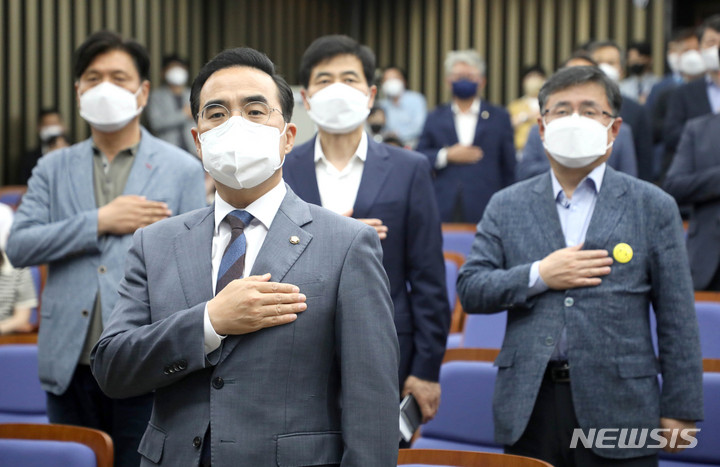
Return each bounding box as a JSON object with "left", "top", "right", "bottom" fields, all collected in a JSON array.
[
  {"left": 481, "top": 110, "right": 490, "bottom": 119},
  {"left": 289, "top": 235, "right": 300, "bottom": 245}
]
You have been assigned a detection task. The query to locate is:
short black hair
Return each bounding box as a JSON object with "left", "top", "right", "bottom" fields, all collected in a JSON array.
[
  {"left": 298, "top": 35, "right": 376, "bottom": 88},
  {"left": 189, "top": 47, "right": 294, "bottom": 123},
  {"left": 699, "top": 14, "right": 720, "bottom": 41},
  {"left": 671, "top": 28, "right": 698, "bottom": 44},
  {"left": 521, "top": 64, "right": 546, "bottom": 80},
  {"left": 538, "top": 66, "right": 622, "bottom": 117},
  {"left": 162, "top": 54, "right": 189, "bottom": 69},
  {"left": 627, "top": 41, "right": 651, "bottom": 57},
  {"left": 38, "top": 107, "right": 61, "bottom": 121},
  {"left": 74, "top": 30, "right": 150, "bottom": 81},
  {"left": 561, "top": 52, "right": 598, "bottom": 68}
]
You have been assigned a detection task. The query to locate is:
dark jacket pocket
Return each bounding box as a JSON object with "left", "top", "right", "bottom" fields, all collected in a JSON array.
[
  {"left": 616, "top": 354, "right": 660, "bottom": 378},
  {"left": 276, "top": 431, "right": 343, "bottom": 467},
  {"left": 137, "top": 423, "right": 166, "bottom": 464}
]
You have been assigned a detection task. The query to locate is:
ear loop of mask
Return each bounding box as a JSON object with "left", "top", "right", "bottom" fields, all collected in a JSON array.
[{"left": 274, "top": 122, "right": 289, "bottom": 171}]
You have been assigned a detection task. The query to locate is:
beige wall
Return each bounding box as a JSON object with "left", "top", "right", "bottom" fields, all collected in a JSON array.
[{"left": 1, "top": 0, "right": 666, "bottom": 184}]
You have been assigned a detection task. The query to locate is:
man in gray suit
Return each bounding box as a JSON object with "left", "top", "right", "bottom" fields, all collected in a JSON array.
[
  {"left": 92, "top": 47, "right": 400, "bottom": 466},
  {"left": 6, "top": 31, "right": 206, "bottom": 466},
  {"left": 458, "top": 66, "right": 703, "bottom": 466}
]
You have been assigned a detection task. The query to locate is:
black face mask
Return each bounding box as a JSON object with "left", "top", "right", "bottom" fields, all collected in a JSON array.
[
  {"left": 370, "top": 123, "right": 384, "bottom": 134},
  {"left": 628, "top": 63, "right": 646, "bottom": 76}
]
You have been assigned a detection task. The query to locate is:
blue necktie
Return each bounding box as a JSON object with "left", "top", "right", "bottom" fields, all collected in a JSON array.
[{"left": 216, "top": 210, "right": 254, "bottom": 293}]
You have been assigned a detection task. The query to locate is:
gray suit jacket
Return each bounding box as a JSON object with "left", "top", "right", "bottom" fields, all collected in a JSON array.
[
  {"left": 457, "top": 167, "right": 703, "bottom": 459},
  {"left": 6, "top": 128, "right": 207, "bottom": 395},
  {"left": 146, "top": 86, "right": 196, "bottom": 152},
  {"left": 91, "top": 187, "right": 400, "bottom": 466},
  {"left": 663, "top": 113, "right": 720, "bottom": 290}
]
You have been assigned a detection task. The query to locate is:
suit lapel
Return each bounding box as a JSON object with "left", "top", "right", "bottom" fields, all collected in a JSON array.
[
  {"left": 472, "top": 101, "right": 489, "bottom": 146},
  {"left": 530, "top": 173, "right": 566, "bottom": 252},
  {"left": 219, "top": 187, "right": 314, "bottom": 363},
  {"left": 173, "top": 207, "right": 215, "bottom": 309},
  {"left": 123, "top": 128, "right": 157, "bottom": 195},
  {"left": 438, "top": 105, "right": 460, "bottom": 145},
  {"left": 583, "top": 167, "right": 628, "bottom": 250},
  {"left": 287, "top": 138, "right": 322, "bottom": 205},
  {"left": 353, "top": 139, "right": 391, "bottom": 218},
  {"left": 69, "top": 139, "right": 98, "bottom": 212}
]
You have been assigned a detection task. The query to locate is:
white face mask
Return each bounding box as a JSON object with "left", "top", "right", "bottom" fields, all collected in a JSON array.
[
  {"left": 700, "top": 46, "right": 720, "bottom": 71},
  {"left": 543, "top": 114, "right": 614, "bottom": 168},
  {"left": 200, "top": 116, "right": 287, "bottom": 189},
  {"left": 307, "top": 83, "right": 370, "bottom": 134},
  {"left": 679, "top": 50, "right": 706, "bottom": 77},
  {"left": 382, "top": 78, "right": 405, "bottom": 98},
  {"left": 598, "top": 63, "right": 621, "bottom": 83},
  {"left": 39, "top": 125, "right": 64, "bottom": 142},
  {"left": 165, "top": 66, "right": 189, "bottom": 86},
  {"left": 79, "top": 82, "right": 144, "bottom": 133}
]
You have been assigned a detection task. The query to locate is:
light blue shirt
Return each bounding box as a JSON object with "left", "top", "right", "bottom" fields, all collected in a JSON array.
[
  {"left": 706, "top": 75, "right": 720, "bottom": 114},
  {"left": 379, "top": 90, "right": 427, "bottom": 146},
  {"left": 528, "top": 163, "right": 606, "bottom": 359}
]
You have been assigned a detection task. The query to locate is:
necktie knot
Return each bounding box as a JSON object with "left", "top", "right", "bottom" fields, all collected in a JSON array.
[{"left": 226, "top": 210, "right": 254, "bottom": 230}]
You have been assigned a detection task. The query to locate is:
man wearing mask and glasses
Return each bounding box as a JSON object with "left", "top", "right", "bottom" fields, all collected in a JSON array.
[
  {"left": 458, "top": 66, "right": 702, "bottom": 467},
  {"left": 283, "top": 35, "right": 450, "bottom": 431},
  {"left": 92, "top": 46, "right": 400, "bottom": 466},
  {"left": 7, "top": 30, "right": 206, "bottom": 466}
]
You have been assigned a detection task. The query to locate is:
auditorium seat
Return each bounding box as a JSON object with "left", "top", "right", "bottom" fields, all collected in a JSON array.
[
  {"left": 0, "top": 185, "right": 27, "bottom": 210},
  {"left": 441, "top": 224, "right": 476, "bottom": 258},
  {"left": 398, "top": 448, "right": 553, "bottom": 466},
  {"left": 694, "top": 302, "right": 720, "bottom": 358},
  {"left": 0, "top": 423, "right": 113, "bottom": 467},
  {"left": 412, "top": 356, "right": 502, "bottom": 453},
  {"left": 461, "top": 312, "right": 506, "bottom": 348},
  {"left": 0, "top": 344, "right": 47, "bottom": 423}
]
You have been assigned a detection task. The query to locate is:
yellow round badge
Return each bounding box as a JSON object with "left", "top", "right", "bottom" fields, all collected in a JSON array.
[{"left": 613, "top": 243, "right": 633, "bottom": 263}]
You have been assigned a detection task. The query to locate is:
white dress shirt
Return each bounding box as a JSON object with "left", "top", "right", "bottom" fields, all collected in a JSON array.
[
  {"left": 314, "top": 132, "right": 368, "bottom": 214},
  {"left": 203, "top": 181, "right": 287, "bottom": 354},
  {"left": 435, "top": 99, "right": 481, "bottom": 169}
]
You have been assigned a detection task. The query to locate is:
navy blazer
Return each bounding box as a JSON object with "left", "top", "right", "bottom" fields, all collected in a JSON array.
[
  {"left": 663, "top": 78, "right": 713, "bottom": 156},
  {"left": 664, "top": 113, "right": 720, "bottom": 289},
  {"left": 619, "top": 97, "right": 654, "bottom": 181},
  {"left": 458, "top": 167, "right": 703, "bottom": 458},
  {"left": 416, "top": 102, "right": 516, "bottom": 223},
  {"left": 283, "top": 136, "right": 450, "bottom": 384}
]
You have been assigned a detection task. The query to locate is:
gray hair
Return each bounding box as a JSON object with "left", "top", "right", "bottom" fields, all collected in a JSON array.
[
  {"left": 444, "top": 50, "right": 486, "bottom": 76},
  {"left": 538, "top": 66, "right": 622, "bottom": 116}
]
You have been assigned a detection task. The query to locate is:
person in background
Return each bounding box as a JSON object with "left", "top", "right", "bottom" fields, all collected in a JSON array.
[
  {"left": 284, "top": 35, "right": 450, "bottom": 430},
  {"left": 459, "top": 65, "right": 702, "bottom": 467},
  {"left": 508, "top": 65, "right": 546, "bottom": 158},
  {"left": 378, "top": 65, "right": 427, "bottom": 147},
  {"left": 417, "top": 49, "right": 515, "bottom": 223},
  {"left": 146, "top": 54, "right": 196, "bottom": 153},
  {"left": 517, "top": 54, "right": 637, "bottom": 181},
  {"left": 0, "top": 247, "right": 37, "bottom": 335},
  {"left": 20, "top": 108, "right": 71, "bottom": 184},
  {"left": 6, "top": 30, "right": 206, "bottom": 466},
  {"left": 368, "top": 106, "right": 387, "bottom": 143},
  {"left": 590, "top": 40, "right": 654, "bottom": 181},
  {"left": 620, "top": 41, "right": 660, "bottom": 105},
  {"left": 646, "top": 28, "right": 700, "bottom": 111},
  {"left": 663, "top": 14, "right": 720, "bottom": 173}
]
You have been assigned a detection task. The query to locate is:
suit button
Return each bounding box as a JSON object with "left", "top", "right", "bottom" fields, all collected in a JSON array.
[
  {"left": 193, "top": 436, "right": 202, "bottom": 449},
  {"left": 177, "top": 359, "right": 187, "bottom": 370},
  {"left": 163, "top": 366, "right": 171, "bottom": 375},
  {"left": 545, "top": 336, "right": 554, "bottom": 346},
  {"left": 98, "top": 265, "right": 107, "bottom": 274},
  {"left": 212, "top": 377, "right": 224, "bottom": 389},
  {"left": 564, "top": 297, "right": 574, "bottom": 307},
  {"left": 81, "top": 309, "right": 89, "bottom": 317}
]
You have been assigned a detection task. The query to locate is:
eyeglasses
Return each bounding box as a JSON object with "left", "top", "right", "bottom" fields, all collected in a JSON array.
[
  {"left": 542, "top": 103, "right": 615, "bottom": 124},
  {"left": 199, "top": 101, "right": 284, "bottom": 127}
]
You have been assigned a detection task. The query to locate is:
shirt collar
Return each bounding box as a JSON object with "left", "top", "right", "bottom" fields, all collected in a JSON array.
[
  {"left": 91, "top": 141, "right": 140, "bottom": 158},
  {"left": 313, "top": 131, "right": 368, "bottom": 164},
  {"left": 550, "top": 163, "right": 606, "bottom": 201},
  {"left": 213, "top": 181, "right": 287, "bottom": 235},
  {"left": 451, "top": 98, "right": 481, "bottom": 115}
]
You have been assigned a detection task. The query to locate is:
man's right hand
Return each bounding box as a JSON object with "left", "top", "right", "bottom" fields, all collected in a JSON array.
[
  {"left": 97, "top": 195, "right": 172, "bottom": 236},
  {"left": 207, "top": 273, "right": 307, "bottom": 335},
  {"left": 538, "top": 243, "right": 613, "bottom": 290},
  {"left": 446, "top": 144, "right": 483, "bottom": 164}
]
